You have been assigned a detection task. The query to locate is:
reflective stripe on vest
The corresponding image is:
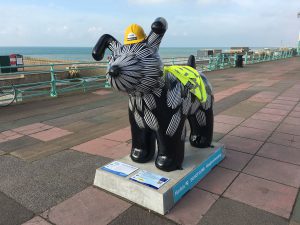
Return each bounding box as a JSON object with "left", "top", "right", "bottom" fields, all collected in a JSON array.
[{"left": 164, "top": 66, "right": 207, "bottom": 102}]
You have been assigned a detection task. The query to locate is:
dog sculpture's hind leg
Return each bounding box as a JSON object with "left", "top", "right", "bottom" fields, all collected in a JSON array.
[{"left": 187, "top": 55, "right": 214, "bottom": 148}]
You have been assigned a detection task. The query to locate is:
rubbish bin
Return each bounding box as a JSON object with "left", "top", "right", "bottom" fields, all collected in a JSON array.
[
  {"left": 0, "top": 56, "right": 11, "bottom": 73},
  {"left": 235, "top": 54, "right": 243, "bottom": 68}
]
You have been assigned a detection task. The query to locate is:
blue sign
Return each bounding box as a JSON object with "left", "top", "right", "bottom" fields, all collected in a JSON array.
[{"left": 172, "top": 146, "right": 225, "bottom": 203}]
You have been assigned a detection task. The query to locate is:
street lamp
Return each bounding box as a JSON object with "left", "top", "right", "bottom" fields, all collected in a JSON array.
[{"left": 298, "top": 12, "right": 300, "bottom": 55}]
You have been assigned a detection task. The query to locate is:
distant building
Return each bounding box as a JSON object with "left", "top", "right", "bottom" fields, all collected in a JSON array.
[
  {"left": 197, "top": 49, "right": 222, "bottom": 58},
  {"left": 230, "top": 47, "right": 250, "bottom": 54}
]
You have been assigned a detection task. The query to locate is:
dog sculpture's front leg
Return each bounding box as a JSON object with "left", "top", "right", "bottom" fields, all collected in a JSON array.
[{"left": 129, "top": 108, "right": 156, "bottom": 163}]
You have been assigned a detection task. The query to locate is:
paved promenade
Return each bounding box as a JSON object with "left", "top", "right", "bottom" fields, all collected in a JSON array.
[{"left": 0, "top": 57, "right": 300, "bottom": 225}]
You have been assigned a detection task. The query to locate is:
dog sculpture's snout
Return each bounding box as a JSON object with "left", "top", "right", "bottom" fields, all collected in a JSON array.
[{"left": 108, "top": 65, "right": 121, "bottom": 77}]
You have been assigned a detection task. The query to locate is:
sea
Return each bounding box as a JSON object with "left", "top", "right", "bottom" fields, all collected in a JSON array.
[{"left": 0, "top": 46, "right": 272, "bottom": 62}]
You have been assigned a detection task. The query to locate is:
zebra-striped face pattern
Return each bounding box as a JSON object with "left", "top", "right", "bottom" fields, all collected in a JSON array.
[{"left": 107, "top": 41, "right": 163, "bottom": 94}]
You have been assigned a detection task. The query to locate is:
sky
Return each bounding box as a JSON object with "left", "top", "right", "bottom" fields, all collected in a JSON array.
[{"left": 0, "top": 0, "right": 299, "bottom": 47}]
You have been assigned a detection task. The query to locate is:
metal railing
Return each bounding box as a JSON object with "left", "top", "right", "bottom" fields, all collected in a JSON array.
[
  {"left": 0, "top": 49, "right": 297, "bottom": 104},
  {"left": 0, "top": 61, "right": 108, "bottom": 102}
]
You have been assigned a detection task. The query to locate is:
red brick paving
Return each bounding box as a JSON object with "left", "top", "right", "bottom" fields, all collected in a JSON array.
[{"left": 224, "top": 173, "right": 298, "bottom": 218}]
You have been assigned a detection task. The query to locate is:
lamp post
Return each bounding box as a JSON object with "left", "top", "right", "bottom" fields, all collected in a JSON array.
[{"left": 297, "top": 12, "right": 300, "bottom": 55}]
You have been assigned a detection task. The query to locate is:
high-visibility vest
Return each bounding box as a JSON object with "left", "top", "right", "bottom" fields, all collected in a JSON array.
[{"left": 164, "top": 65, "right": 207, "bottom": 102}]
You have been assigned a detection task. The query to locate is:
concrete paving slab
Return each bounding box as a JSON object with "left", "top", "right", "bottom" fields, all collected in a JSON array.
[
  {"left": 214, "top": 122, "right": 237, "bottom": 134},
  {"left": 251, "top": 112, "right": 284, "bottom": 123},
  {"left": 277, "top": 123, "right": 300, "bottom": 136},
  {"left": 41, "top": 186, "right": 131, "bottom": 225},
  {"left": 229, "top": 126, "right": 273, "bottom": 142},
  {"left": 290, "top": 111, "right": 300, "bottom": 118},
  {"left": 276, "top": 96, "right": 299, "bottom": 102},
  {"left": 109, "top": 206, "right": 177, "bottom": 225},
  {"left": 12, "top": 123, "right": 54, "bottom": 135},
  {"left": 0, "top": 191, "right": 34, "bottom": 225},
  {"left": 11, "top": 142, "right": 66, "bottom": 161},
  {"left": 272, "top": 99, "right": 298, "bottom": 106},
  {"left": 102, "top": 126, "right": 131, "bottom": 142},
  {"left": 166, "top": 188, "right": 218, "bottom": 225},
  {"left": 29, "top": 127, "right": 73, "bottom": 141},
  {"left": 72, "top": 137, "right": 121, "bottom": 155},
  {"left": 284, "top": 117, "right": 300, "bottom": 126},
  {"left": 268, "top": 132, "right": 300, "bottom": 149},
  {"left": 241, "top": 118, "right": 279, "bottom": 131},
  {"left": 214, "top": 90, "right": 259, "bottom": 115},
  {"left": 0, "top": 136, "right": 41, "bottom": 153},
  {"left": 199, "top": 198, "right": 288, "bottom": 225},
  {"left": 220, "top": 100, "right": 266, "bottom": 118},
  {"left": 291, "top": 192, "right": 300, "bottom": 224},
  {"left": 32, "top": 150, "right": 111, "bottom": 184},
  {"left": 259, "top": 108, "right": 290, "bottom": 116},
  {"left": 197, "top": 167, "right": 238, "bottom": 195},
  {"left": 258, "top": 143, "right": 300, "bottom": 165},
  {"left": 220, "top": 135, "right": 264, "bottom": 154},
  {"left": 218, "top": 149, "right": 252, "bottom": 171},
  {"left": 0, "top": 155, "right": 89, "bottom": 213},
  {"left": 98, "top": 142, "right": 131, "bottom": 159},
  {"left": 22, "top": 216, "right": 52, "bottom": 225},
  {"left": 214, "top": 115, "right": 244, "bottom": 125},
  {"left": 265, "top": 103, "right": 294, "bottom": 111},
  {"left": 224, "top": 173, "right": 298, "bottom": 218},
  {"left": 213, "top": 132, "right": 225, "bottom": 141},
  {"left": 244, "top": 156, "right": 300, "bottom": 188}
]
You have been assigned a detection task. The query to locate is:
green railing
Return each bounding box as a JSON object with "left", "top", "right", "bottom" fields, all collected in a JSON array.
[
  {"left": 0, "top": 49, "right": 297, "bottom": 104},
  {"left": 0, "top": 61, "right": 108, "bottom": 102}
]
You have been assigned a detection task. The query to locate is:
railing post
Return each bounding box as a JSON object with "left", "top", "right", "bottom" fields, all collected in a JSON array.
[
  {"left": 252, "top": 54, "right": 254, "bottom": 64},
  {"left": 245, "top": 52, "right": 248, "bottom": 64},
  {"left": 50, "top": 64, "right": 57, "bottom": 97},
  {"left": 234, "top": 53, "right": 237, "bottom": 67}
]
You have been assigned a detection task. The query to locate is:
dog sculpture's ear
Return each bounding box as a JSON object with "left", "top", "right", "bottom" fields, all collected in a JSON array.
[
  {"left": 151, "top": 17, "right": 168, "bottom": 35},
  {"left": 92, "top": 34, "right": 121, "bottom": 61},
  {"left": 146, "top": 17, "right": 168, "bottom": 50}
]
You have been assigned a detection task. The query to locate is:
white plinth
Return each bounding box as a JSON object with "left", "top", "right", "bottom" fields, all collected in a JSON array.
[{"left": 94, "top": 142, "right": 225, "bottom": 215}]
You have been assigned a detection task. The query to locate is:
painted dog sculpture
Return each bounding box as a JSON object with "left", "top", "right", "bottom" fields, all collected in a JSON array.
[{"left": 92, "top": 17, "right": 214, "bottom": 172}]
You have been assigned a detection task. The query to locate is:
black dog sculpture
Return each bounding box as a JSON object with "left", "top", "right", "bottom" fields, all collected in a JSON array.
[{"left": 92, "top": 17, "right": 214, "bottom": 172}]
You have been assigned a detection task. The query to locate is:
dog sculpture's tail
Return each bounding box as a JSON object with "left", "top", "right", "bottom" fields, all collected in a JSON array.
[{"left": 187, "top": 55, "right": 196, "bottom": 69}]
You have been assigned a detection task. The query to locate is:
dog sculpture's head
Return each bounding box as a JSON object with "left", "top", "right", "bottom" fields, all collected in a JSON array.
[{"left": 92, "top": 18, "right": 168, "bottom": 95}]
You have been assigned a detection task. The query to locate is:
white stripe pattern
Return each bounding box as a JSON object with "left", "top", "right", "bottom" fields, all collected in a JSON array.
[
  {"left": 166, "top": 110, "right": 181, "bottom": 136},
  {"left": 196, "top": 110, "right": 206, "bottom": 126},
  {"left": 144, "top": 108, "right": 159, "bottom": 131}
]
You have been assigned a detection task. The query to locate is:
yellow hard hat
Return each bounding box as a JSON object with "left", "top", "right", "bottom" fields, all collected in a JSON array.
[{"left": 124, "top": 24, "right": 146, "bottom": 45}]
